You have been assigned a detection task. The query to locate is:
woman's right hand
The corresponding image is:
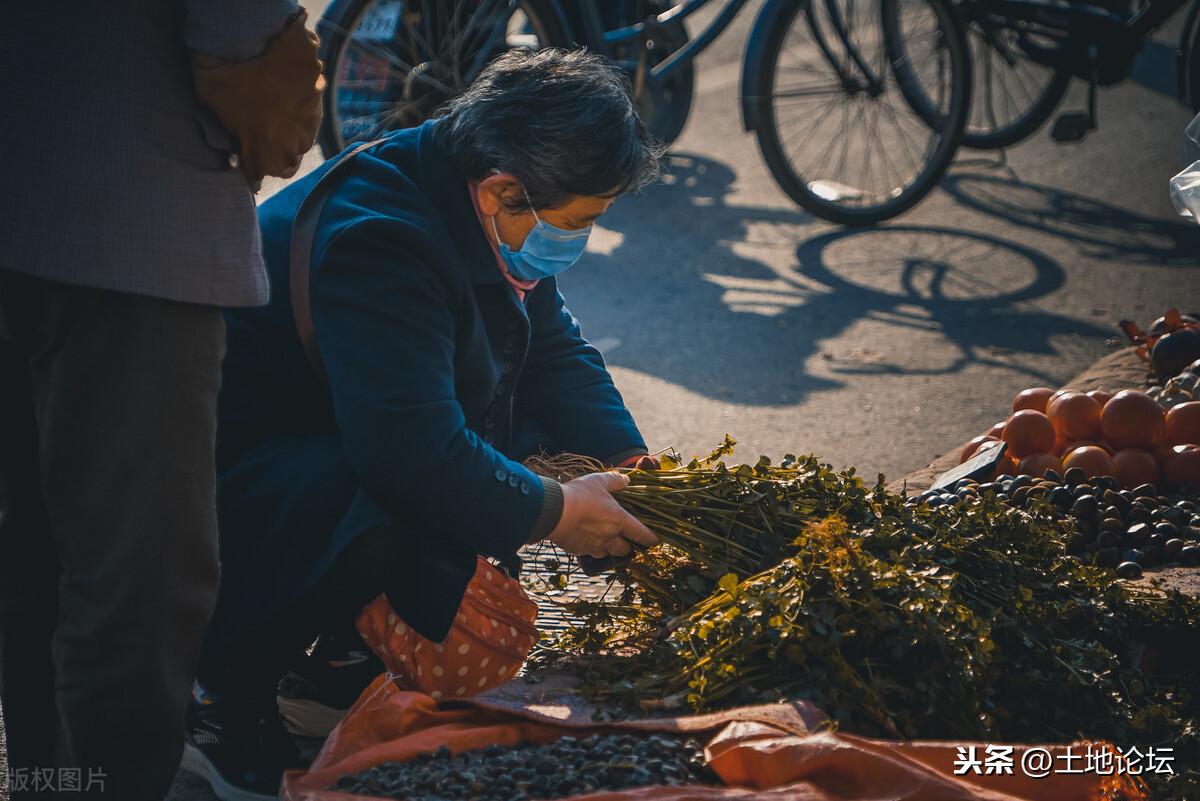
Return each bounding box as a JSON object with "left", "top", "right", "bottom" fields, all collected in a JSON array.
[{"left": 548, "top": 472, "right": 658, "bottom": 558}]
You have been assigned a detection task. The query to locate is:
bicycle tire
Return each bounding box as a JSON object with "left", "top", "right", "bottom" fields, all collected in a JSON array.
[
  {"left": 956, "top": 11, "right": 1071, "bottom": 149},
  {"left": 632, "top": 20, "right": 696, "bottom": 146},
  {"left": 963, "top": 49, "right": 1069, "bottom": 148},
  {"left": 316, "top": 0, "right": 570, "bottom": 156},
  {"left": 891, "top": 1, "right": 1070, "bottom": 150},
  {"left": 750, "top": 0, "right": 971, "bottom": 225}
]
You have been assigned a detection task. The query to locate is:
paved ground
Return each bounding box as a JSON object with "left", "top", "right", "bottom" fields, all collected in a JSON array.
[{"left": 2, "top": 2, "right": 1196, "bottom": 800}]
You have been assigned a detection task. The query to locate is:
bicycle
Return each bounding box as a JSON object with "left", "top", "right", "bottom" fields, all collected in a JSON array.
[
  {"left": 907, "top": 0, "right": 1200, "bottom": 149},
  {"left": 318, "top": 0, "right": 974, "bottom": 226},
  {"left": 316, "top": 0, "right": 572, "bottom": 154}
]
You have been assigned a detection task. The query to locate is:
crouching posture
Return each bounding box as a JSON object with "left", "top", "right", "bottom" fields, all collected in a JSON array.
[{"left": 183, "top": 48, "right": 662, "bottom": 801}]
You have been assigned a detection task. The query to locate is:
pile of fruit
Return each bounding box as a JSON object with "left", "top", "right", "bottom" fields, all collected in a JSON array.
[
  {"left": 961, "top": 389, "right": 1200, "bottom": 491},
  {"left": 332, "top": 735, "right": 716, "bottom": 800},
  {"left": 530, "top": 446, "right": 1199, "bottom": 799}
]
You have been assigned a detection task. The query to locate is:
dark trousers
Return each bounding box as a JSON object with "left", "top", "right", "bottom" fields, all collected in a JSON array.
[
  {"left": 0, "top": 270, "right": 224, "bottom": 800},
  {"left": 195, "top": 523, "right": 405, "bottom": 706}
]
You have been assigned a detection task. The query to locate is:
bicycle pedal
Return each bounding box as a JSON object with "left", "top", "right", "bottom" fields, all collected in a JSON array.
[{"left": 1050, "top": 112, "right": 1094, "bottom": 143}]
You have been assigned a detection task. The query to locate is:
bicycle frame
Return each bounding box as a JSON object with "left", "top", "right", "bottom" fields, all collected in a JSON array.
[
  {"left": 969, "top": 0, "right": 1188, "bottom": 75},
  {"left": 571, "top": 0, "right": 886, "bottom": 88},
  {"left": 571, "top": 0, "right": 752, "bottom": 81}
]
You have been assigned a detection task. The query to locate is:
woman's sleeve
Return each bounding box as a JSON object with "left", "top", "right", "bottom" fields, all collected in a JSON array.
[{"left": 309, "top": 218, "right": 562, "bottom": 555}]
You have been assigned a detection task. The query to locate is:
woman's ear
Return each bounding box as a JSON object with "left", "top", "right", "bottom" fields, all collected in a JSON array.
[{"left": 476, "top": 172, "right": 523, "bottom": 217}]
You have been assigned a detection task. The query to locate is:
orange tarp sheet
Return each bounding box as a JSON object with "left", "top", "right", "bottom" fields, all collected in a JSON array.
[{"left": 281, "top": 674, "right": 1145, "bottom": 801}]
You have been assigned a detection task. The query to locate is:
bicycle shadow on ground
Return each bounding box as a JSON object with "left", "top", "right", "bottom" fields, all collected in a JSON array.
[
  {"left": 565, "top": 153, "right": 1113, "bottom": 406},
  {"left": 791, "top": 225, "right": 1114, "bottom": 383},
  {"left": 941, "top": 171, "right": 1200, "bottom": 268}
]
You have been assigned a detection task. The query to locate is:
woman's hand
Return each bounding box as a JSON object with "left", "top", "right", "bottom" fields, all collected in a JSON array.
[{"left": 548, "top": 472, "right": 658, "bottom": 558}]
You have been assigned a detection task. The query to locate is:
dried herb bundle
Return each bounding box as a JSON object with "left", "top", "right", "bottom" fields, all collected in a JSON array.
[
  {"left": 526, "top": 437, "right": 877, "bottom": 606},
  {"left": 528, "top": 444, "right": 1200, "bottom": 799}
]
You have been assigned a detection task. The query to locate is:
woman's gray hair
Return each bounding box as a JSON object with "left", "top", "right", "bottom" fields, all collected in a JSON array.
[{"left": 434, "top": 48, "right": 663, "bottom": 211}]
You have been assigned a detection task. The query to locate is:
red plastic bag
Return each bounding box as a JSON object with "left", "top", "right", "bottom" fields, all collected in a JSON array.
[
  {"left": 355, "top": 556, "right": 539, "bottom": 700},
  {"left": 282, "top": 675, "right": 1146, "bottom": 801}
]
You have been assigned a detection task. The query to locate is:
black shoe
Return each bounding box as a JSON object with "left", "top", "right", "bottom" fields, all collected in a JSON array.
[
  {"left": 276, "top": 630, "right": 385, "bottom": 738},
  {"left": 182, "top": 682, "right": 305, "bottom": 801}
]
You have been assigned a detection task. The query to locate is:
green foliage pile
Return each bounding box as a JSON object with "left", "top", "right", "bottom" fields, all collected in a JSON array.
[{"left": 531, "top": 443, "right": 1200, "bottom": 799}]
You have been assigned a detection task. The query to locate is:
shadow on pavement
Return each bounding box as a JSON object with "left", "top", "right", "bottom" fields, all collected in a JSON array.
[
  {"left": 565, "top": 154, "right": 1113, "bottom": 406},
  {"left": 941, "top": 171, "right": 1200, "bottom": 268},
  {"left": 794, "top": 225, "right": 1111, "bottom": 384}
]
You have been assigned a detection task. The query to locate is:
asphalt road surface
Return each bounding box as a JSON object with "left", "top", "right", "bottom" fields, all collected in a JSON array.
[{"left": 2, "top": 3, "right": 1197, "bottom": 800}]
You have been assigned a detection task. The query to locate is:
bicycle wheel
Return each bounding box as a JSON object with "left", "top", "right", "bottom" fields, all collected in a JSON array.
[
  {"left": 954, "top": 6, "right": 1071, "bottom": 149},
  {"left": 598, "top": 1, "right": 696, "bottom": 146},
  {"left": 317, "top": 0, "right": 569, "bottom": 155},
  {"left": 751, "top": 0, "right": 971, "bottom": 225}
]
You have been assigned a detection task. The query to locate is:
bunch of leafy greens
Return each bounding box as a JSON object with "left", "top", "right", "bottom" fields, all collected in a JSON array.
[{"left": 528, "top": 442, "right": 1200, "bottom": 799}]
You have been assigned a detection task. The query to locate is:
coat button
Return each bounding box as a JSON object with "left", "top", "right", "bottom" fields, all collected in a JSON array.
[
  {"left": 483, "top": 435, "right": 494, "bottom": 445},
  {"left": 500, "top": 362, "right": 513, "bottom": 375},
  {"left": 228, "top": 153, "right": 240, "bottom": 169},
  {"left": 519, "top": 481, "right": 531, "bottom": 495},
  {"left": 494, "top": 467, "right": 507, "bottom": 482},
  {"left": 507, "top": 474, "right": 520, "bottom": 488}
]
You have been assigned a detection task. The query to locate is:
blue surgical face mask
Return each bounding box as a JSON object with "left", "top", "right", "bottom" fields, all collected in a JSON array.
[{"left": 490, "top": 175, "right": 592, "bottom": 281}]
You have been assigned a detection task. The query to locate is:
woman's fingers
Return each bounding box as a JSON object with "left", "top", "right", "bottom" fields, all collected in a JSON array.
[
  {"left": 606, "top": 537, "right": 632, "bottom": 557},
  {"left": 593, "top": 470, "right": 630, "bottom": 492},
  {"left": 618, "top": 513, "right": 658, "bottom": 548},
  {"left": 549, "top": 470, "right": 658, "bottom": 558}
]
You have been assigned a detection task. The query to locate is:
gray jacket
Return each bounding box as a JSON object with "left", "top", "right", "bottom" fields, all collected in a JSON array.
[{"left": 0, "top": 1, "right": 299, "bottom": 307}]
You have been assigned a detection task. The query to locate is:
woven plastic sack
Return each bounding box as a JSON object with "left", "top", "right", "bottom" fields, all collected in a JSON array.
[{"left": 354, "top": 556, "right": 538, "bottom": 701}]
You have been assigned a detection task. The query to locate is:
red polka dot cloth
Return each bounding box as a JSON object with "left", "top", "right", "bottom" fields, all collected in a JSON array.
[{"left": 355, "top": 557, "right": 539, "bottom": 701}]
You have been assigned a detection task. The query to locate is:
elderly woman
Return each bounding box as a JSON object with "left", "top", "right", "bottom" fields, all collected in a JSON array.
[{"left": 182, "top": 48, "right": 662, "bottom": 800}]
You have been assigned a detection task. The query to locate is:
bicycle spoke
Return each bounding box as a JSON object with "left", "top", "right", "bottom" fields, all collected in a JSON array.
[
  {"left": 779, "top": 92, "right": 847, "bottom": 156},
  {"left": 859, "top": 102, "right": 881, "bottom": 199},
  {"left": 880, "top": 91, "right": 932, "bottom": 176},
  {"left": 452, "top": 0, "right": 509, "bottom": 61},
  {"left": 345, "top": 39, "right": 455, "bottom": 94},
  {"left": 441, "top": 1, "right": 466, "bottom": 75},
  {"left": 422, "top": 0, "right": 439, "bottom": 61},
  {"left": 326, "top": 0, "right": 558, "bottom": 151},
  {"left": 809, "top": 98, "right": 863, "bottom": 188},
  {"left": 329, "top": 22, "right": 418, "bottom": 75},
  {"left": 339, "top": 105, "right": 407, "bottom": 128},
  {"left": 1008, "top": 53, "right": 1041, "bottom": 108},
  {"left": 400, "top": 3, "right": 436, "bottom": 64}
]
